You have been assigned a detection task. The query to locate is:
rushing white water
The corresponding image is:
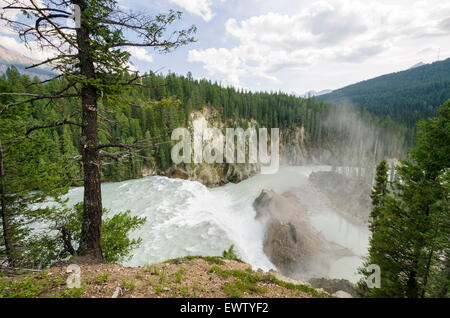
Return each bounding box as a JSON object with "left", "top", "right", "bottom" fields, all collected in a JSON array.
[{"left": 64, "top": 166, "right": 369, "bottom": 283}]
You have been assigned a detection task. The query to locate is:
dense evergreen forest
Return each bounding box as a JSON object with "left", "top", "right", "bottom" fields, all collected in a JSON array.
[
  {"left": 0, "top": 66, "right": 410, "bottom": 185},
  {"left": 318, "top": 58, "right": 450, "bottom": 144},
  {"left": 0, "top": 0, "right": 448, "bottom": 300}
]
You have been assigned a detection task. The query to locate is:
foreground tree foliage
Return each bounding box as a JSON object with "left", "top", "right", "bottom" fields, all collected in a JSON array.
[
  {"left": 0, "top": 75, "right": 146, "bottom": 268},
  {"left": 33, "top": 202, "right": 146, "bottom": 267},
  {"left": 359, "top": 100, "right": 450, "bottom": 297},
  {"left": 0, "top": 0, "right": 196, "bottom": 261},
  {"left": 0, "top": 70, "right": 68, "bottom": 267}
]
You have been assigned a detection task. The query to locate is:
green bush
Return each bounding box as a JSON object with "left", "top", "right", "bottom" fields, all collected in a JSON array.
[
  {"left": 222, "top": 244, "right": 239, "bottom": 261},
  {"left": 22, "top": 202, "right": 146, "bottom": 267}
]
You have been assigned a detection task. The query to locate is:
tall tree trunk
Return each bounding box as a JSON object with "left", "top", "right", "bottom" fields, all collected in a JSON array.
[
  {"left": 78, "top": 85, "right": 103, "bottom": 261},
  {"left": 0, "top": 140, "right": 13, "bottom": 265},
  {"left": 407, "top": 269, "right": 418, "bottom": 298},
  {"left": 439, "top": 254, "right": 450, "bottom": 297},
  {"left": 421, "top": 248, "right": 434, "bottom": 298},
  {"left": 75, "top": 1, "right": 104, "bottom": 261},
  {"left": 421, "top": 221, "right": 439, "bottom": 297}
]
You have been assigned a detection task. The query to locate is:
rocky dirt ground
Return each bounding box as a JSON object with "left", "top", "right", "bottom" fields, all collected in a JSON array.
[{"left": 0, "top": 256, "right": 332, "bottom": 298}]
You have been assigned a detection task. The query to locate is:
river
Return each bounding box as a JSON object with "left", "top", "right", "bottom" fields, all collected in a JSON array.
[{"left": 64, "top": 166, "right": 370, "bottom": 283}]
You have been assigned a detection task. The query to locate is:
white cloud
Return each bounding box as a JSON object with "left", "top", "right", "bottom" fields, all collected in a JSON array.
[
  {"left": 126, "top": 47, "right": 153, "bottom": 63},
  {"left": 188, "top": 0, "right": 450, "bottom": 87},
  {"left": 188, "top": 48, "right": 244, "bottom": 86},
  {"left": 0, "top": 0, "right": 70, "bottom": 56},
  {"left": 0, "top": 0, "right": 20, "bottom": 34},
  {"left": 0, "top": 0, "right": 48, "bottom": 34},
  {"left": 169, "top": 0, "right": 215, "bottom": 22},
  {"left": 0, "top": 35, "right": 54, "bottom": 61}
]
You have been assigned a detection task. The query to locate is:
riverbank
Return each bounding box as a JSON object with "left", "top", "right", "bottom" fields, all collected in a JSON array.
[{"left": 0, "top": 256, "right": 331, "bottom": 298}]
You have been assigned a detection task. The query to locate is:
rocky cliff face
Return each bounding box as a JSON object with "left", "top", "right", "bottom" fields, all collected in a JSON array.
[
  {"left": 159, "top": 108, "right": 328, "bottom": 186},
  {"left": 279, "top": 126, "right": 334, "bottom": 166},
  {"left": 166, "top": 163, "right": 260, "bottom": 187},
  {"left": 166, "top": 108, "right": 261, "bottom": 186},
  {"left": 141, "top": 107, "right": 264, "bottom": 186},
  {"left": 309, "top": 171, "right": 372, "bottom": 222},
  {"left": 142, "top": 106, "right": 363, "bottom": 187}
]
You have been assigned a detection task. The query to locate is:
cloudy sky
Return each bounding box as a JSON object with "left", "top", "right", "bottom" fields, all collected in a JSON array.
[{"left": 1, "top": 0, "right": 450, "bottom": 95}]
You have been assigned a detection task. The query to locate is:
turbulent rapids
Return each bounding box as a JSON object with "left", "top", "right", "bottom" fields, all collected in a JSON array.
[{"left": 64, "top": 166, "right": 370, "bottom": 283}]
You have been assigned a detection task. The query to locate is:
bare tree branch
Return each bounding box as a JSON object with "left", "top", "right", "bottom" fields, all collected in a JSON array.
[
  {"left": 25, "top": 55, "right": 75, "bottom": 70},
  {"left": 0, "top": 93, "right": 79, "bottom": 115},
  {"left": 96, "top": 139, "right": 169, "bottom": 151},
  {"left": 30, "top": 0, "right": 77, "bottom": 47},
  {"left": 25, "top": 74, "right": 64, "bottom": 87},
  {"left": 99, "top": 150, "right": 131, "bottom": 161},
  {"left": 3, "top": 5, "right": 72, "bottom": 16},
  {"left": 26, "top": 119, "right": 85, "bottom": 136},
  {"left": 0, "top": 80, "right": 79, "bottom": 115}
]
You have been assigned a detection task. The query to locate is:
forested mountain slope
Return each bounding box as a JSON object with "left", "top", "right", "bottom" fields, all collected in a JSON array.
[
  {"left": 317, "top": 58, "right": 450, "bottom": 144},
  {"left": 0, "top": 67, "right": 409, "bottom": 185}
]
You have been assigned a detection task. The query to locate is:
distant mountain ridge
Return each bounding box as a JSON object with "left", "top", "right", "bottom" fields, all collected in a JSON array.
[
  {"left": 0, "top": 45, "right": 56, "bottom": 80},
  {"left": 302, "top": 89, "right": 333, "bottom": 98},
  {"left": 409, "top": 61, "right": 426, "bottom": 69}
]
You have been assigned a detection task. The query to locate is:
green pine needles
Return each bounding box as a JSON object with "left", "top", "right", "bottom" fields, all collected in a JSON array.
[{"left": 359, "top": 100, "right": 450, "bottom": 298}]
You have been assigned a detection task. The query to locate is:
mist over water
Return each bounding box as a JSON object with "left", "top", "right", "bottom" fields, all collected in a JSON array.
[{"left": 65, "top": 166, "right": 369, "bottom": 283}]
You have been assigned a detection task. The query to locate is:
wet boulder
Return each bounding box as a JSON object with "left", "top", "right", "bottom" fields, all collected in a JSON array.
[
  {"left": 308, "top": 277, "right": 358, "bottom": 297},
  {"left": 253, "top": 189, "right": 326, "bottom": 276},
  {"left": 167, "top": 166, "right": 189, "bottom": 180}
]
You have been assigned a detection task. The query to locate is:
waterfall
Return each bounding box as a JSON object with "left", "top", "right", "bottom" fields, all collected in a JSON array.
[{"left": 63, "top": 166, "right": 369, "bottom": 283}]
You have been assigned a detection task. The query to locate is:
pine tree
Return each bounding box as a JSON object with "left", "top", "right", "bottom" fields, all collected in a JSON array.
[
  {"left": 0, "top": 104, "right": 67, "bottom": 267},
  {"left": 358, "top": 100, "right": 450, "bottom": 298},
  {"left": 369, "top": 160, "right": 389, "bottom": 228},
  {"left": 1, "top": 0, "right": 196, "bottom": 262}
]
